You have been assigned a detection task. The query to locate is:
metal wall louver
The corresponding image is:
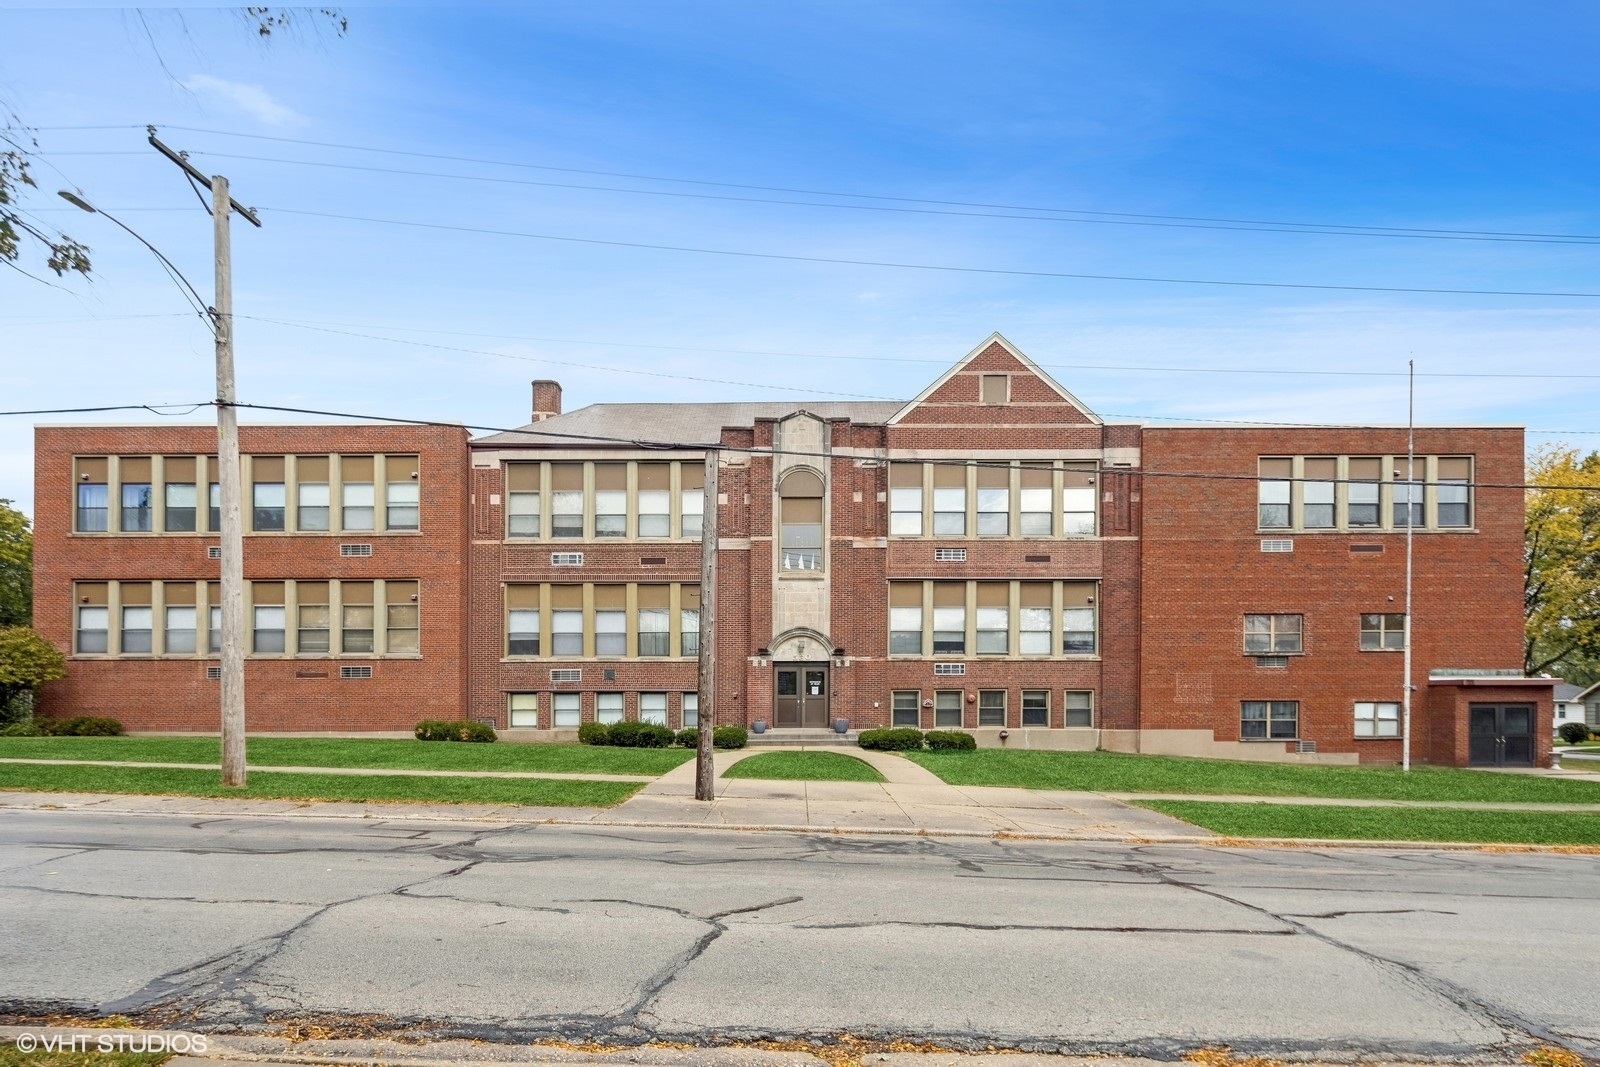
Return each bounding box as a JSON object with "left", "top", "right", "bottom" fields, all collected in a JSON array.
[
  {"left": 339, "top": 543, "right": 373, "bottom": 557},
  {"left": 340, "top": 665, "right": 373, "bottom": 679},
  {"left": 1260, "top": 539, "right": 1294, "bottom": 553},
  {"left": 933, "top": 662, "right": 966, "bottom": 676}
]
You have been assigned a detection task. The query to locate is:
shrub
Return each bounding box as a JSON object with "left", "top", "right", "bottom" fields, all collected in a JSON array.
[
  {"left": 712, "top": 725, "right": 748, "bottom": 750},
  {"left": 924, "top": 729, "right": 976, "bottom": 751},
  {"left": 60, "top": 715, "right": 124, "bottom": 737},
  {"left": 415, "top": 719, "right": 496, "bottom": 743},
  {"left": 675, "top": 727, "right": 700, "bottom": 748},
  {"left": 0, "top": 720, "right": 43, "bottom": 736},
  {"left": 1558, "top": 721, "right": 1593, "bottom": 745},
  {"left": 577, "top": 721, "right": 611, "bottom": 746},
  {"left": 607, "top": 720, "right": 674, "bottom": 748},
  {"left": 858, "top": 726, "right": 925, "bottom": 751}
]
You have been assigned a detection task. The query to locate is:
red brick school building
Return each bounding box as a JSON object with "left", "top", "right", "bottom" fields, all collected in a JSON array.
[{"left": 32, "top": 335, "right": 1551, "bottom": 767}]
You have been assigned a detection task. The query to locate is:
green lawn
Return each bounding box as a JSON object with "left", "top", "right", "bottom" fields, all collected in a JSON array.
[
  {"left": 1140, "top": 800, "right": 1600, "bottom": 846},
  {"left": 0, "top": 735, "right": 692, "bottom": 775},
  {"left": 2, "top": 1048, "right": 170, "bottom": 1067},
  {"left": 723, "top": 751, "right": 885, "bottom": 782},
  {"left": 0, "top": 763, "right": 640, "bottom": 806},
  {"left": 902, "top": 749, "right": 1600, "bottom": 804}
]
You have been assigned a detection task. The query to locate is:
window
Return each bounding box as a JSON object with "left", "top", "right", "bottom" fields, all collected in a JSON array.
[
  {"left": 975, "top": 584, "right": 1008, "bottom": 653},
  {"left": 1019, "top": 583, "right": 1051, "bottom": 655},
  {"left": 978, "top": 689, "right": 1005, "bottom": 726},
  {"left": 1021, "top": 690, "right": 1049, "bottom": 726},
  {"left": 932, "top": 585, "right": 965, "bottom": 654},
  {"left": 1062, "top": 469, "right": 1096, "bottom": 536},
  {"left": 1360, "top": 613, "right": 1405, "bottom": 651},
  {"left": 1019, "top": 466, "right": 1052, "bottom": 536},
  {"left": 551, "top": 463, "right": 584, "bottom": 538},
  {"left": 506, "top": 464, "right": 541, "bottom": 537},
  {"left": 594, "top": 463, "right": 627, "bottom": 537},
  {"left": 889, "top": 464, "right": 923, "bottom": 536},
  {"left": 1438, "top": 457, "right": 1471, "bottom": 527},
  {"left": 120, "top": 605, "right": 153, "bottom": 653},
  {"left": 680, "top": 463, "right": 705, "bottom": 539},
  {"left": 638, "top": 588, "right": 670, "bottom": 656},
  {"left": 1348, "top": 458, "right": 1381, "bottom": 527},
  {"left": 209, "top": 480, "right": 221, "bottom": 532},
  {"left": 297, "top": 583, "right": 331, "bottom": 653},
  {"left": 596, "top": 693, "right": 624, "bottom": 724},
  {"left": 1063, "top": 584, "right": 1097, "bottom": 654},
  {"left": 1303, "top": 458, "right": 1335, "bottom": 529},
  {"left": 682, "top": 693, "right": 699, "bottom": 728},
  {"left": 1241, "top": 700, "right": 1298, "bottom": 740},
  {"left": 77, "top": 604, "right": 108, "bottom": 653},
  {"left": 208, "top": 603, "right": 222, "bottom": 654},
  {"left": 1065, "top": 690, "right": 1093, "bottom": 727},
  {"left": 165, "top": 604, "right": 197, "bottom": 654},
  {"left": 386, "top": 580, "right": 419, "bottom": 653},
  {"left": 341, "top": 483, "right": 374, "bottom": 531},
  {"left": 297, "top": 456, "right": 330, "bottom": 531},
  {"left": 551, "top": 588, "right": 583, "bottom": 655},
  {"left": 507, "top": 605, "right": 540, "bottom": 656},
  {"left": 779, "top": 470, "right": 824, "bottom": 570},
  {"left": 594, "top": 587, "right": 626, "bottom": 655},
  {"left": 638, "top": 463, "right": 671, "bottom": 537},
  {"left": 934, "top": 691, "right": 963, "bottom": 727},
  {"left": 976, "top": 467, "right": 1008, "bottom": 537},
  {"left": 552, "top": 693, "right": 581, "bottom": 727},
  {"left": 681, "top": 589, "right": 701, "bottom": 657},
  {"left": 980, "top": 374, "right": 1008, "bottom": 404},
  {"left": 892, "top": 690, "right": 920, "bottom": 727},
  {"left": 889, "top": 583, "right": 924, "bottom": 655},
  {"left": 509, "top": 693, "right": 539, "bottom": 728},
  {"left": 1394, "top": 458, "right": 1423, "bottom": 528},
  {"left": 253, "top": 606, "right": 286, "bottom": 654},
  {"left": 341, "top": 582, "right": 375, "bottom": 653},
  {"left": 164, "top": 464, "right": 197, "bottom": 532},
  {"left": 252, "top": 457, "right": 286, "bottom": 531},
  {"left": 1258, "top": 458, "right": 1292, "bottom": 529},
  {"left": 386, "top": 456, "right": 420, "bottom": 530},
  {"left": 1355, "top": 701, "right": 1400, "bottom": 738},
  {"left": 75, "top": 458, "right": 109, "bottom": 531},
  {"left": 1244, "top": 614, "right": 1302, "bottom": 654},
  {"left": 639, "top": 692, "right": 668, "bottom": 725},
  {"left": 121, "top": 482, "right": 153, "bottom": 532},
  {"left": 932, "top": 466, "right": 966, "bottom": 536}
]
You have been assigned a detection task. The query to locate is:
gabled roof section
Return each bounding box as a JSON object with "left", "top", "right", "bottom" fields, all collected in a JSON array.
[{"left": 887, "top": 333, "right": 1102, "bottom": 426}]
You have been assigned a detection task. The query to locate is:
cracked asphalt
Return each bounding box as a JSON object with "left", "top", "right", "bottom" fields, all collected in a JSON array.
[{"left": 1, "top": 809, "right": 1597, "bottom": 1061}]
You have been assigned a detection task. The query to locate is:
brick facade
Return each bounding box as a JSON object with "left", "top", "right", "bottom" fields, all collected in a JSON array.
[{"left": 30, "top": 335, "right": 1543, "bottom": 765}]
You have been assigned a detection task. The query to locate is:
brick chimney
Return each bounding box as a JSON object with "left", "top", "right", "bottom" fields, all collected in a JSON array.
[{"left": 531, "top": 380, "right": 562, "bottom": 422}]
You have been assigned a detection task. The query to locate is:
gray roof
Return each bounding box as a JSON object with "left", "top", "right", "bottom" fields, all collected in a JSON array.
[
  {"left": 474, "top": 401, "right": 905, "bottom": 448},
  {"left": 1554, "top": 682, "right": 1585, "bottom": 702}
]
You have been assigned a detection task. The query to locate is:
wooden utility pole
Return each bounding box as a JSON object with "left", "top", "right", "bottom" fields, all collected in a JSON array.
[
  {"left": 694, "top": 450, "right": 719, "bottom": 801},
  {"left": 149, "top": 131, "right": 259, "bottom": 787}
]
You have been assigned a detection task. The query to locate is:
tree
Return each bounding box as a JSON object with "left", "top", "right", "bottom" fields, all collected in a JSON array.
[
  {"left": 1524, "top": 446, "right": 1600, "bottom": 680},
  {"left": 0, "top": 500, "right": 30, "bottom": 628},
  {"left": 0, "top": 626, "right": 65, "bottom": 717}
]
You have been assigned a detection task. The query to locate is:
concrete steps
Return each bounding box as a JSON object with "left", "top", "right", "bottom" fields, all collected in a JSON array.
[{"left": 745, "top": 728, "right": 859, "bottom": 748}]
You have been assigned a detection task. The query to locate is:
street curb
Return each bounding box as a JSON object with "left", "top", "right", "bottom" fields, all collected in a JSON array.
[{"left": 3, "top": 794, "right": 1599, "bottom": 852}]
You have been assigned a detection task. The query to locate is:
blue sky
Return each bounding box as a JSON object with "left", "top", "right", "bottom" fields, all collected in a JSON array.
[{"left": 3, "top": 1, "right": 1599, "bottom": 514}]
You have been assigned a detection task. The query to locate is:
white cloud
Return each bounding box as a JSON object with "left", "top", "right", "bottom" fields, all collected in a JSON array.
[{"left": 181, "top": 74, "right": 303, "bottom": 127}]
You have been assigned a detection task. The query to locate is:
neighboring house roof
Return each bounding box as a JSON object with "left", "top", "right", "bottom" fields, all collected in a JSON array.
[
  {"left": 1573, "top": 680, "right": 1600, "bottom": 704},
  {"left": 474, "top": 401, "right": 905, "bottom": 448},
  {"left": 1553, "top": 682, "right": 1585, "bottom": 702}
]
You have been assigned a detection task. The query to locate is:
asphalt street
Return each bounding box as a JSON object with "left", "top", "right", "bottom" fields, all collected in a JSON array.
[{"left": 0, "top": 810, "right": 1596, "bottom": 1061}]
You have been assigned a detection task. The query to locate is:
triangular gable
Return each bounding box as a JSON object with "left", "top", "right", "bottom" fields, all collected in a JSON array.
[{"left": 888, "top": 333, "right": 1101, "bottom": 426}]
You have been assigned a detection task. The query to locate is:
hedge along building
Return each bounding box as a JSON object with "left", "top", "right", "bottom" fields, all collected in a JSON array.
[{"left": 33, "top": 334, "right": 1549, "bottom": 766}]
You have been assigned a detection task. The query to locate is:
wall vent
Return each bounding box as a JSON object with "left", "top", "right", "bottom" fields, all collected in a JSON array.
[
  {"left": 474, "top": 717, "right": 497, "bottom": 727},
  {"left": 1350, "top": 543, "right": 1384, "bottom": 554},
  {"left": 207, "top": 545, "right": 222, "bottom": 559},
  {"left": 1255, "top": 655, "right": 1289, "bottom": 669},
  {"left": 1260, "top": 539, "right": 1294, "bottom": 553},
  {"left": 339, "top": 543, "right": 373, "bottom": 557},
  {"left": 602, "top": 668, "right": 616, "bottom": 681},
  {"left": 1024, "top": 554, "right": 1051, "bottom": 563},
  {"left": 205, "top": 666, "right": 221, "bottom": 679},
  {"left": 551, "top": 552, "right": 584, "bottom": 566},
  {"left": 934, "top": 548, "right": 967, "bottom": 562},
  {"left": 1295, "top": 740, "right": 1318, "bottom": 754},
  {"left": 550, "top": 668, "right": 582, "bottom": 683},
  {"left": 640, "top": 556, "right": 666, "bottom": 565},
  {"left": 933, "top": 662, "right": 966, "bottom": 676},
  {"left": 340, "top": 665, "right": 373, "bottom": 679}
]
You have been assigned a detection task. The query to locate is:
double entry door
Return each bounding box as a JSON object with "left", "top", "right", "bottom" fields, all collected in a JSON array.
[
  {"left": 774, "top": 664, "right": 829, "bottom": 728},
  {"left": 1468, "top": 703, "right": 1534, "bottom": 767}
]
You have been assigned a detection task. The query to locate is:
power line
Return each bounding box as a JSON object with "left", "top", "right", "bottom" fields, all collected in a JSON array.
[
  {"left": 255, "top": 207, "right": 1600, "bottom": 300},
  {"left": 2, "top": 403, "right": 211, "bottom": 417},
  {"left": 40, "top": 124, "right": 1600, "bottom": 243}
]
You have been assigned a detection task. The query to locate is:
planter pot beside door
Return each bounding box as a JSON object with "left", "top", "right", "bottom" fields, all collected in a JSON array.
[
  {"left": 752, "top": 721, "right": 767, "bottom": 734},
  {"left": 833, "top": 718, "right": 849, "bottom": 734}
]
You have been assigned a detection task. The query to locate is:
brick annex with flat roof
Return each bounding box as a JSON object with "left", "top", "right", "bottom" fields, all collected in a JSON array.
[{"left": 31, "top": 334, "right": 1551, "bottom": 767}]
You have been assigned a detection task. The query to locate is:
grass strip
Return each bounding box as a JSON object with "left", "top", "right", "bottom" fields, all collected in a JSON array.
[
  {"left": 1139, "top": 800, "right": 1600, "bottom": 845},
  {"left": 903, "top": 749, "right": 1600, "bottom": 804},
  {"left": 2, "top": 1049, "right": 171, "bottom": 1067},
  {"left": 0, "top": 762, "right": 639, "bottom": 807},
  {"left": 0, "top": 736, "right": 691, "bottom": 775},
  {"left": 722, "top": 751, "right": 885, "bottom": 782}
]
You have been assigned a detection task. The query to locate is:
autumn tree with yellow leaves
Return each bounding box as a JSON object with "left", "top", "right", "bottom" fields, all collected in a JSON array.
[{"left": 1525, "top": 446, "right": 1600, "bottom": 683}]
